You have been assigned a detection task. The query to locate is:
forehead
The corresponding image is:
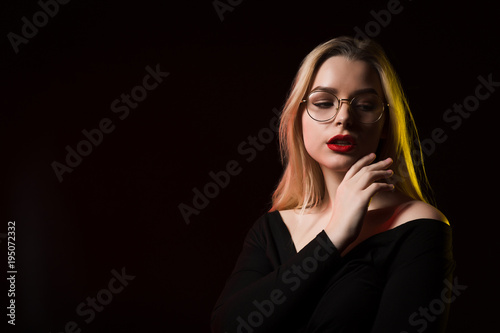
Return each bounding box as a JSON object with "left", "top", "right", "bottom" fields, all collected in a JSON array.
[{"left": 311, "top": 56, "right": 383, "bottom": 96}]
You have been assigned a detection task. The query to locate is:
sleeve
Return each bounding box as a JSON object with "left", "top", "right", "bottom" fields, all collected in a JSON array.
[
  {"left": 370, "top": 222, "right": 456, "bottom": 333},
  {"left": 210, "top": 214, "right": 342, "bottom": 333}
]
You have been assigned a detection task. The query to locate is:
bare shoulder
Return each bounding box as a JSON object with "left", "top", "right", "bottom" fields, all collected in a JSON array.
[{"left": 393, "top": 200, "right": 450, "bottom": 227}]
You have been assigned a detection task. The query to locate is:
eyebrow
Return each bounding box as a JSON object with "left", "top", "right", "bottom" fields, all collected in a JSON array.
[{"left": 310, "top": 86, "right": 380, "bottom": 97}]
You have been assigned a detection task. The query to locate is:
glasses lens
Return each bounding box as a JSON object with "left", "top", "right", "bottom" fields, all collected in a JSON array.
[
  {"left": 307, "top": 91, "right": 339, "bottom": 121},
  {"left": 351, "top": 93, "right": 384, "bottom": 123}
]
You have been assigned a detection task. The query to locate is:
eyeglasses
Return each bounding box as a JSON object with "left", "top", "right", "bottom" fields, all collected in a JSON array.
[{"left": 301, "top": 90, "right": 389, "bottom": 123}]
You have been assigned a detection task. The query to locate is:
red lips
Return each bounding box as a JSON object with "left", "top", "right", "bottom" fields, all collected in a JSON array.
[{"left": 327, "top": 134, "right": 356, "bottom": 153}]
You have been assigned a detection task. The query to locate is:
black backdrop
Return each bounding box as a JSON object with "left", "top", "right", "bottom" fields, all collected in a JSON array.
[{"left": 2, "top": 0, "right": 498, "bottom": 332}]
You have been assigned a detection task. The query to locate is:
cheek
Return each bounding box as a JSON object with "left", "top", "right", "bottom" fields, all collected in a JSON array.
[
  {"left": 362, "top": 121, "right": 386, "bottom": 151},
  {"left": 301, "top": 111, "right": 324, "bottom": 157},
  {"left": 353, "top": 126, "right": 380, "bottom": 152}
]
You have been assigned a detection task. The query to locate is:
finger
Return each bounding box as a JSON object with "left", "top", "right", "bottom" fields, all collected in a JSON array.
[
  {"left": 358, "top": 169, "right": 394, "bottom": 190},
  {"left": 344, "top": 153, "right": 377, "bottom": 180},
  {"left": 364, "top": 157, "right": 393, "bottom": 172},
  {"left": 363, "top": 181, "right": 395, "bottom": 199},
  {"left": 349, "top": 157, "right": 393, "bottom": 184}
]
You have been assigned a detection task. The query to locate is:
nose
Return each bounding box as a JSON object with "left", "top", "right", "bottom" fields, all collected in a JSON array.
[{"left": 335, "top": 99, "right": 353, "bottom": 126}]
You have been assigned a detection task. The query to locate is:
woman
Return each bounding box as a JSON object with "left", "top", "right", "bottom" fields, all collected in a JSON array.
[{"left": 211, "top": 36, "right": 454, "bottom": 332}]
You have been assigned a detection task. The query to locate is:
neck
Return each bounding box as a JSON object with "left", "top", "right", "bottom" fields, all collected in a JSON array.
[{"left": 321, "top": 166, "right": 345, "bottom": 206}]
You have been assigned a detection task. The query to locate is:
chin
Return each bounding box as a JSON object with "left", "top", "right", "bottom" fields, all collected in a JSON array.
[{"left": 317, "top": 153, "right": 359, "bottom": 172}]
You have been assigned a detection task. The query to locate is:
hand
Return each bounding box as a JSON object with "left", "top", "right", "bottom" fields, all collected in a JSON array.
[{"left": 325, "top": 153, "right": 394, "bottom": 253}]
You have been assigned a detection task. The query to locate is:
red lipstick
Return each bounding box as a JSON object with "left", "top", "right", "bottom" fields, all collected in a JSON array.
[{"left": 327, "top": 135, "right": 356, "bottom": 153}]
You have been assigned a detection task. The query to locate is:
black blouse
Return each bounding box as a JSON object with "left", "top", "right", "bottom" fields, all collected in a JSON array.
[{"left": 211, "top": 210, "right": 455, "bottom": 333}]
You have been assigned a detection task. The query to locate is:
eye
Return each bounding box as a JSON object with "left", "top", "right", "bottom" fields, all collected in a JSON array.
[
  {"left": 308, "top": 91, "right": 338, "bottom": 109},
  {"left": 313, "top": 100, "right": 335, "bottom": 109},
  {"left": 354, "top": 103, "right": 377, "bottom": 112},
  {"left": 352, "top": 94, "right": 380, "bottom": 112}
]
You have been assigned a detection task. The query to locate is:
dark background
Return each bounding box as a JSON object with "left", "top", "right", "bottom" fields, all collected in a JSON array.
[{"left": 1, "top": 0, "right": 498, "bottom": 332}]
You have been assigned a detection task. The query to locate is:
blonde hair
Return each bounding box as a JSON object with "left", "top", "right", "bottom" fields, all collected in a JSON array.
[{"left": 270, "top": 36, "right": 432, "bottom": 212}]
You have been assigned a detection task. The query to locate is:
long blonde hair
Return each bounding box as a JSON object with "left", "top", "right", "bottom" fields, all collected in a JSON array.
[{"left": 270, "top": 36, "right": 432, "bottom": 212}]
